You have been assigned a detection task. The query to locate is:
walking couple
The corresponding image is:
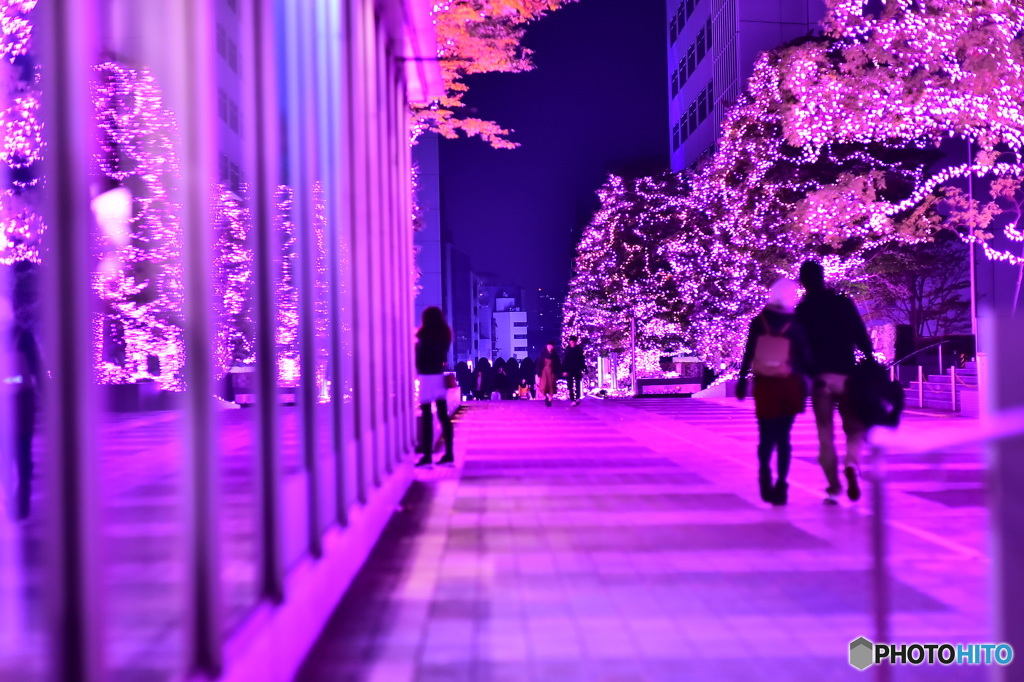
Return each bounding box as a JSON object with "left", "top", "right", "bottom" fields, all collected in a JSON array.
[{"left": 737, "top": 261, "right": 874, "bottom": 506}]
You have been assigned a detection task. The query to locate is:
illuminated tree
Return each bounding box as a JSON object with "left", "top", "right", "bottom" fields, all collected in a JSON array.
[
  {"left": 413, "top": 0, "right": 578, "bottom": 149},
  {"left": 92, "top": 61, "right": 186, "bottom": 390},
  {"left": 565, "top": 0, "right": 1024, "bottom": 373},
  {"left": 275, "top": 185, "right": 300, "bottom": 386},
  {"left": 213, "top": 186, "right": 255, "bottom": 378},
  {"left": 0, "top": 0, "right": 44, "bottom": 265}
]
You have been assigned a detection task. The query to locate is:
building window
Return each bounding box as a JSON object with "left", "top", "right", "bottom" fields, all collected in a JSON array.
[
  {"left": 707, "top": 78, "right": 714, "bottom": 104},
  {"left": 697, "top": 90, "right": 707, "bottom": 122},
  {"left": 696, "top": 30, "right": 706, "bottom": 62},
  {"left": 217, "top": 88, "right": 228, "bottom": 121},
  {"left": 673, "top": 122, "right": 681, "bottom": 150},
  {"left": 228, "top": 100, "right": 239, "bottom": 132},
  {"left": 216, "top": 24, "right": 226, "bottom": 58},
  {"left": 686, "top": 0, "right": 694, "bottom": 18},
  {"left": 677, "top": 5, "right": 684, "bottom": 31},
  {"left": 229, "top": 162, "right": 240, "bottom": 193},
  {"left": 678, "top": 58, "right": 687, "bottom": 87},
  {"left": 219, "top": 153, "right": 229, "bottom": 181},
  {"left": 513, "top": 334, "right": 527, "bottom": 340},
  {"left": 680, "top": 116, "right": 689, "bottom": 142},
  {"left": 514, "top": 321, "right": 527, "bottom": 327},
  {"left": 688, "top": 102, "right": 697, "bottom": 132},
  {"left": 227, "top": 39, "right": 238, "bottom": 73},
  {"left": 687, "top": 44, "right": 696, "bottom": 75},
  {"left": 669, "top": 17, "right": 677, "bottom": 44},
  {"left": 705, "top": 17, "right": 713, "bottom": 52},
  {"left": 671, "top": 70, "right": 679, "bottom": 97}
]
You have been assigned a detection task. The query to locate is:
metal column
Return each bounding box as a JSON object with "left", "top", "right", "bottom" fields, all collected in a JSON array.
[
  {"left": 38, "top": 1, "right": 104, "bottom": 679},
  {"left": 243, "top": 0, "right": 285, "bottom": 601},
  {"left": 179, "top": 0, "right": 223, "bottom": 673}
]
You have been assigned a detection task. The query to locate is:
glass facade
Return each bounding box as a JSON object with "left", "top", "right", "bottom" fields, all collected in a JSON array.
[{"left": 0, "top": 0, "right": 437, "bottom": 679}]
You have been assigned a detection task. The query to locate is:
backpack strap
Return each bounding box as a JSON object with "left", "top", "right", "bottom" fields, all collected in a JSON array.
[{"left": 761, "top": 315, "right": 791, "bottom": 336}]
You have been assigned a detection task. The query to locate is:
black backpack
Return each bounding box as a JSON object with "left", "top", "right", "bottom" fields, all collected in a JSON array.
[{"left": 847, "top": 359, "right": 905, "bottom": 428}]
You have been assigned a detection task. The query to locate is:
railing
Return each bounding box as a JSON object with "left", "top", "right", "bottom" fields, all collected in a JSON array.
[
  {"left": 886, "top": 340, "right": 970, "bottom": 410},
  {"left": 867, "top": 408, "right": 1024, "bottom": 681}
]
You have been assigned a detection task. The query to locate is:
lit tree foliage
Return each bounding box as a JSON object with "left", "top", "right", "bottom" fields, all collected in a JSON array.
[
  {"left": 413, "top": 0, "right": 578, "bottom": 149},
  {"left": 565, "top": 0, "right": 1024, "bottom": 372},
  {"left": 0, "top": 0, "right": 44, "bottom": 265},
  {"left": 275, "top": 185, "right": 300, "bottom": 386},
  {"left": 93, "top": 61, "right": 186, "bottom": 390},
  {"left": 213, "top": 186, "right": 255, "bottom": 378}
]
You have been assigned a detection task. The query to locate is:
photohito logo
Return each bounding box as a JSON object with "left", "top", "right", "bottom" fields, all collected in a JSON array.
[{"left": 849, "top": 638, "right": 1014, "bottom": 669}]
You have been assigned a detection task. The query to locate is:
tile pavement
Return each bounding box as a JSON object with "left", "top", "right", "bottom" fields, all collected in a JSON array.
[{"left": 297, "top": 398, "right": 1000, "bottom": 682}]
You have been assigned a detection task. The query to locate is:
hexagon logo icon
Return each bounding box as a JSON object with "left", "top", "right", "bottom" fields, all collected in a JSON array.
[{"left": 850, "top": 637, "right": 874, "bottom": 670}]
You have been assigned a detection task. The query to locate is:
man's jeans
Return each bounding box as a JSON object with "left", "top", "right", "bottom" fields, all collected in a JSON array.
[{"left": 811, "top": 373, "right": 864, "bottom": 490}]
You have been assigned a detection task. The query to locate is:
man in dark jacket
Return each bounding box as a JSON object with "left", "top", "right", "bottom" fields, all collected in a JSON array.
[
  {"left": 562, "top": 336, "right": 586, "bottom": 406},
  {"left": 795, "top": 260, "right": 874, "bottom": 504}
]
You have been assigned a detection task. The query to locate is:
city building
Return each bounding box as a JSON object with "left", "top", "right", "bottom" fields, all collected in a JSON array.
[
  {"left": 667, "top": 0, "right": 824, "bottom": 170},
  {"left": 492, "top": 295, "right": 530, "bottom": 360},
  {"left": 528, "top": 287, "right": 564, "bottom": 357}
]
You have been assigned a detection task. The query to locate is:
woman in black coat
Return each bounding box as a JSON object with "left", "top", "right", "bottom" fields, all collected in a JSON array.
[{"left": 416, "top": 307, "right": 454, "bottom": 466}]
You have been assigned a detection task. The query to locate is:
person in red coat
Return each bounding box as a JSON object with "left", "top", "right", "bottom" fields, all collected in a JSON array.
[{"left": 736, "top": 278, "right": 812, "bottom": 506}]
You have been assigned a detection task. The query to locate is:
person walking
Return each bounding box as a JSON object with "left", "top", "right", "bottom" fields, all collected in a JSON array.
[
  {"left": 795, "top": 260, "right": 875, "bottom": 504},
  {"left": 473, "top": 358, "right": 492, "bottom": 401},
  {"left": 536, "top": 342, "right": 561, "bottom": 407},
  {"left": 736, "top": 278, "right": 812, "bottom": 506},
  {"left": 415, "top": 306, "right": 455, "bottom": 467},
  {"left": 562, "top": 335, "right": 586, "bottom": 406}
]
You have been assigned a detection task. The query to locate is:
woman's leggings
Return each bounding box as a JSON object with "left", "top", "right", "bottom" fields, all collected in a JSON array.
[
  {"left": 420, "top": 399, "right": 453, "bottom": 456},
  {"left": 756, "top": 415, "right": 795, "bottom": 481}
]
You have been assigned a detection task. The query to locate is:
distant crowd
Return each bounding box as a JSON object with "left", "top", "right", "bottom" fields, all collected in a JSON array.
[{"left": 452, "top": 337, "right": 587, "bottom": 407}]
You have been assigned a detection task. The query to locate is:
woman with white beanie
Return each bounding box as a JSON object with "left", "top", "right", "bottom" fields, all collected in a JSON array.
[{"left": 736, "top": 277, "right": 813, "bottom": 505}]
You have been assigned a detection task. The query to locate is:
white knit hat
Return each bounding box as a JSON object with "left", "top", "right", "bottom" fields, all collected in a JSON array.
[{"left": 767, "top": 277, "right": 800, "bottom": 313}]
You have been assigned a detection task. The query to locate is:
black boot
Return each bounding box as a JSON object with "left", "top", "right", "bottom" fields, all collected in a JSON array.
[
  {"left": 771, "top": 481, "right": 788, "bottom": 506},
  {"left": 438, "top": 440, "right": 454, "bottom": 465},
  {"left": 415, "top": 453, "right": 432, "bottom": 467},
  {"left": 758, "top": 469, "right": 773, "bottom": 503}
]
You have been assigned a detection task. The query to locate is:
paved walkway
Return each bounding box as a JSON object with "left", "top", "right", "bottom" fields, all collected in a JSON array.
[{"left": 297, "top": 398, "right": 994, "bottom": 681}]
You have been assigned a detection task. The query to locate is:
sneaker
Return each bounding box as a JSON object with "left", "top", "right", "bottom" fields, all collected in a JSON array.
[
  {"left": 824, "top": 483, "right": 842, "bottom": 506},
  {"left": 437, "top": 454, "right": 455, "bottom": 466},
  {"left": 845, "top": 466, "right": 861, "bottom": 502},
  {"left": 415, "top": 454, "right": 432, "bottom": 467}
]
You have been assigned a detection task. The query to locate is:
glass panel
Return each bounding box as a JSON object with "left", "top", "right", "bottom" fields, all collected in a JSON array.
[
  {"left": 91, "top": 51, "right": 188, "bottom": 680},
  {"left": 0, "top": 2, "right": 47, "bottom": 676},
  {"left": 278, "top": 0, "right": 314, "bottom": 569}
]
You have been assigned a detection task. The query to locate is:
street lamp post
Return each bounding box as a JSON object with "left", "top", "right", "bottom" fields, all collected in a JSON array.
[{"left": 630, "top": 312, "right": 638, "bottom": 397}]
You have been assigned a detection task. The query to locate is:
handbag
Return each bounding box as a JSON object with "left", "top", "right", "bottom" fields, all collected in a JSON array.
[{"left": 443, "top": 373, "right": 457, "bottom": 389}]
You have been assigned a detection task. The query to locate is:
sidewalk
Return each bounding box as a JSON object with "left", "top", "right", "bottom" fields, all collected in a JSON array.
[{"left": 297, "top": 398, "right": 995, "bottom": 681}]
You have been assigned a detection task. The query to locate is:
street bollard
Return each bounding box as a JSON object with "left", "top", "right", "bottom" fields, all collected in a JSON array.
[
  {"left": 951, "top": 365, "right": 957, "bottom": 412},
  {"left": 870, "top": 443, "right": 892, "bottom": 682},
  {"left": 918, "top": 365, "right": 924, "bottom": 409}
]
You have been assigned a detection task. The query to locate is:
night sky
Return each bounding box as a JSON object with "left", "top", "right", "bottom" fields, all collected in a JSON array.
[{"left": 438, "top": 0, "right": 669, "bottom": 302}]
